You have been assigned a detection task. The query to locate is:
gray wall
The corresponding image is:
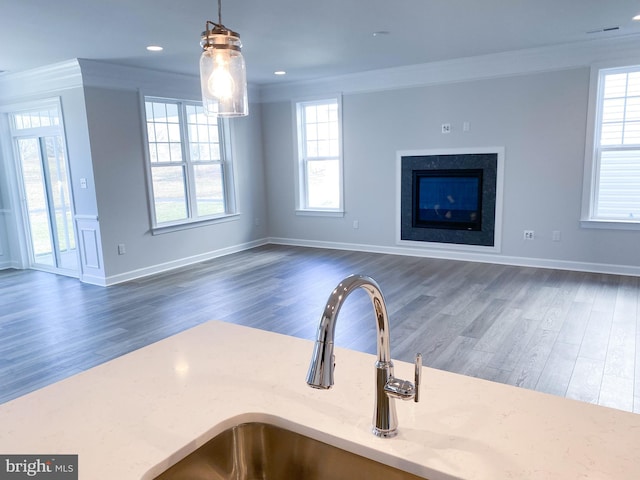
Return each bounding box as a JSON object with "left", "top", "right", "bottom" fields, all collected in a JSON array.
[
  {"left": 262, "top": 68, "right": 640, "bottom": 271},
  {"left": 83, "top": 86, "right": 267, "bottom": 281}
]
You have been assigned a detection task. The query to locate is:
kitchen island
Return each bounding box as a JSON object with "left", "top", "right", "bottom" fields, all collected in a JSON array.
[{"left": 0, "top": 320, "right": 638, "bottom": 479}]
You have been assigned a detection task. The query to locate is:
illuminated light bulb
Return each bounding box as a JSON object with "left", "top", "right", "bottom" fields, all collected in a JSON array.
[{"left": 208, "top": 54, "right": 235, "bottom": 100}]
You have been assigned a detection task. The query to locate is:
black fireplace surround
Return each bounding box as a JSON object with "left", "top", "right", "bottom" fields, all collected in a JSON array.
[{"left": 400, "top": 153, "right": 498, "bottom": 247}]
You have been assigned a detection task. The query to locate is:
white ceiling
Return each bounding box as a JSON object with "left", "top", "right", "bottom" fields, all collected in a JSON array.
[{"left": 1, "top": 0, "right": 640, "bottom": 85}]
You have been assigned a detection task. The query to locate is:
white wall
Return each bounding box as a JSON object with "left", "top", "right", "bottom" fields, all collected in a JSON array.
[{"left": 261, "top": 67, "right": 640, "bottom": 274}]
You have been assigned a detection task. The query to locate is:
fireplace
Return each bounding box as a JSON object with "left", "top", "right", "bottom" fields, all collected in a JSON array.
[
  {"left": 413, "top": 169, "right": 483, "bottom": 231},
  {"left": 397, "top": 149, "right": 503, "bottom": 250}
]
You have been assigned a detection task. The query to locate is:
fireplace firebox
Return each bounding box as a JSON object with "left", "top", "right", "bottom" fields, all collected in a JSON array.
[{"left": 413, "top": 169, "right": 483, "bottom": 231}]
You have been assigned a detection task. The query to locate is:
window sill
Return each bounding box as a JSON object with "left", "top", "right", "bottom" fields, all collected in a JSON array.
[
  {"left": 152, "top": 213, "right": 240, "bottom": 235},
  {"left": 295, "top": 209, "right": 344, "bottom": 218},
  {"left": 580, "top": 219, "right": 640, "bottom": 231}
]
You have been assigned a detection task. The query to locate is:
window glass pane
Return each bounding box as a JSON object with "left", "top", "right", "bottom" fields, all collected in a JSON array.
[
  {"left": 603, "top": 73, "right": 627, "bottom": 98},
  {"left": 12, "top": 107, "right": 60, "bottom": 131},
  {"left": 306, "top": 140, "right": 318, "bottom": 157},
  {"left": 168, "top": 123, "right": 181, "bottom": 143},
  {"left": 602, "top": 98, "right": 625, "bottom": 123},
  {"left": 145, "top": 102, "right": 154, "bottom": 121},
  {"left": 152, "top": 102, "right": 166, "bottom": 121},
  {"left": 170, "top": 143, "right": 183, "bottom": 162},
  {"left": 151, "top": 166, "right": 188, "bottom": 223},
  {"left": 600, "top": 123, "right": 623, "bottom": 145},
  {"left": 147, "top": 123, "right": 156, "bottom": 143},
  {"left": 317, "top": 140, "right": 330, "bottom": 157},
  {"left": 625, "top": 97, "right": 640, "bottom": 122},
  {"left": 595, "top": 149, "right": 640, "bottom": 219},
  {"left": 305, "top": 105, "right": 317, "bottom": 123},
  {"left": 198, "top": 144, "right": 211, "bottom": 161},
  {"left": 307, "top": 159, "right": 340, "bottom": 209},
  {"left": 197, "top": 125, "right": 210, "bottom": 143},
  {"left": 317, "top": 122, "right": 329, "bottom": 141},
  {"left": 149, "top": 144, "right": 158, "bottom": 163},
  {"left": 40, "top": 111, "right": 51, "bottom": 127},
  {"left": 317, "top": 104, "right": 329, "bottom": 123},
  {"left": 166, "top": 103, "right": 179, "bottom": 122},
  {"left": 154, "top": 123, "right": 168, "bottom": 142},
  {"left": 194, "top": 164, "right": 225, "bottom": 216},
  {"left": 627, "top": 72, "right": 640, "bottom": 96},
  {"left": 156, "top": 143, "right": 171, "bottom": 162},
  {"left": 306, "top": 123, "right": 318, "bottom": 141},
  {"left": 623, "top": 122, "right": 640, "bottom": 144}
]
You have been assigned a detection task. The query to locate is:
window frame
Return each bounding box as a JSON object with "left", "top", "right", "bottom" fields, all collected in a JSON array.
[
  {"left": 141, "top": 96, "right": 238, "bottom": 234},
  {"left": 294, "top": 95, "right": 344, "bottom": 216},
  {"left": 581, "top": 62, "right": 640, "bottom": 230}
]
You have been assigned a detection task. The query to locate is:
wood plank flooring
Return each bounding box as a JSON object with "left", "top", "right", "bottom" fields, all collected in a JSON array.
[{"left": 1, "top": 244, "right": 638, "bottom": 413}]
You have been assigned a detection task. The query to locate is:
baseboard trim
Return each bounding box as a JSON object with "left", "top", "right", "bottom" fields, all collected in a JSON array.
[
  {"left": 0, "top": 260, "right": 21, "bottom": 270},
  {"left": 268, "top": 237, "right": 640, "bottom": 277},
  {"left": 103, "top": 239, "right": 269, "bottom": 286}
]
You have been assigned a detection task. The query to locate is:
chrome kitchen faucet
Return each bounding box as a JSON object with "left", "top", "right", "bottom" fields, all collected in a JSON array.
[{"left": 306, "top": 274, "right": 422, "bottom": 438}]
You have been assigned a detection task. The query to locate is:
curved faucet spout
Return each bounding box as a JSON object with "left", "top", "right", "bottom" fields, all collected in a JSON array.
[{"left": 306, "top": 274, "right": 419, "bottom": 438}]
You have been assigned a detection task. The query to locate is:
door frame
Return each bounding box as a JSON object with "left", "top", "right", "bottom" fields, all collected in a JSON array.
[{"left": 3, "top": 98, "right": 80, "bottom": 278}]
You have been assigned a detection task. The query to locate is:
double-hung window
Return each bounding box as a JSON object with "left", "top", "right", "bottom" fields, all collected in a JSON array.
[
  {"left": 143, "top": 97, "right": 235, "bottom": 230},
  {"left": 295, "top": 97, "right": 343, "bottom": 214},
  {"left": 582, "top": 65, "right": 640, "bottom": 227}
]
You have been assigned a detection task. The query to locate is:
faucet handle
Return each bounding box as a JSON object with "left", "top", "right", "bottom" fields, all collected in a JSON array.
[
  {"left": 383, "top": 353, "right": 423, "bottom": 401},
  {"left": 414, "top": 353, "right": 422, "bottom": 403}
]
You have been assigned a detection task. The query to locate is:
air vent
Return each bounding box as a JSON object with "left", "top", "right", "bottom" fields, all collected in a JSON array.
[{"left": 587, "top": 26, "right": 620, "bottom": 34}]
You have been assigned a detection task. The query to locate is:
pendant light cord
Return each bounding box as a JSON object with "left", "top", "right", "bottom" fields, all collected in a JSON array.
[{"left": 218, "top": 0, "right": 222, "bottom": 25}]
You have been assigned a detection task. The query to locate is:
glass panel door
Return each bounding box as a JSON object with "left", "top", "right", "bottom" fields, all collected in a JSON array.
[{"left": 17, "top": 135, "right": 77, "bottom": 273}]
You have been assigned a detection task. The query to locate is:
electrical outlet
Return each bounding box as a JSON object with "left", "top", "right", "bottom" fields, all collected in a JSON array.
[
  {"left": 441, "top": 123, "right": 451, "bottom": 134},
  {"left": 523, "top": 230, "right": 535, "bottom": 240},
  {"left": 353, "top": 220, "right": 359, "bottom": 229},
  {"left": 118, "top": 243, "right": 126, "bottom": 255},
  {"left": 552, "top": 230, "right": 561, "bottom": 242}
]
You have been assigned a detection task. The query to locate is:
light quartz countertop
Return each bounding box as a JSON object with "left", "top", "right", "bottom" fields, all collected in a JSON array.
[{"left": 1, "top": 320, "right": 639, "bottom": 479}]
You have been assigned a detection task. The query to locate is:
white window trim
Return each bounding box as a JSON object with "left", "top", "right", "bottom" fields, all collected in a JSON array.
[
  {"left": 140, "top": 94, "right": 238, "bottom": 234},
  {"left": 581, "top": 59, "right": 640, "bottom": 231},
  {"left": 293, "top": 94, "right": 344, "bottom": 216}
]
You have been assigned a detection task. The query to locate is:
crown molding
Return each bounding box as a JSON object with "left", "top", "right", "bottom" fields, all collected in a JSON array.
[
  {"left": 258, "top": 34, "right": 640, "bottom": 103},
  {"left": 0, "top": 59, "right": 83, "bottom": 102},
  {"left": 0, "top": 58, "right": 260, "bottom": 105},
  {"left": 77, "top": 59, "right": 261, "bottom": 104}
]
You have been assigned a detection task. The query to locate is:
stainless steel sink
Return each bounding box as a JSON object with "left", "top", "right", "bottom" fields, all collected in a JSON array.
[{"left": 153, "top": 422, "right": 425, "bottom": 479}]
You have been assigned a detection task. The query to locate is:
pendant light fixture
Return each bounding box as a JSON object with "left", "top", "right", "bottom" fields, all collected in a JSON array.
[{"left": 199, "top": 0, "right": 248, "bottom": 117}]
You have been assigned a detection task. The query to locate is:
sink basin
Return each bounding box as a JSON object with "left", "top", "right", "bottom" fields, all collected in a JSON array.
[{"left": 152, "top": 422, "right": 425, "bottom": 479}]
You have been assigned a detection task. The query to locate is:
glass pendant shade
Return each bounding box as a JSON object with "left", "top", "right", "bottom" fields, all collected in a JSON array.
[{"left": 200, "top": 28, "right": 248, "bottom": 117}]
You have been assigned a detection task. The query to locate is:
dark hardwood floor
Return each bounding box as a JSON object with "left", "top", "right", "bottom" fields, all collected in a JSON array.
[{"left": 1, "top": 244, "right": 638, "bottom": 413}]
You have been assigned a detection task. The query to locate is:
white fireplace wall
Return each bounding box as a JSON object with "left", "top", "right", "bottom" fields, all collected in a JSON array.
[{"left": 263, "top": 66, "right": 640, "bottom": 274}]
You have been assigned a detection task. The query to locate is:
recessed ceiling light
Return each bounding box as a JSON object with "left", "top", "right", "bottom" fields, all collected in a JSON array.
[
  {"left": 274, "top": 70, "right": 286, "bottom": 76},
  {"left": 633, "top": 14, "right": 640, "bottom": 21},
  {"left": 146, "top": 45, "right": 163, "bottom": 52}
]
